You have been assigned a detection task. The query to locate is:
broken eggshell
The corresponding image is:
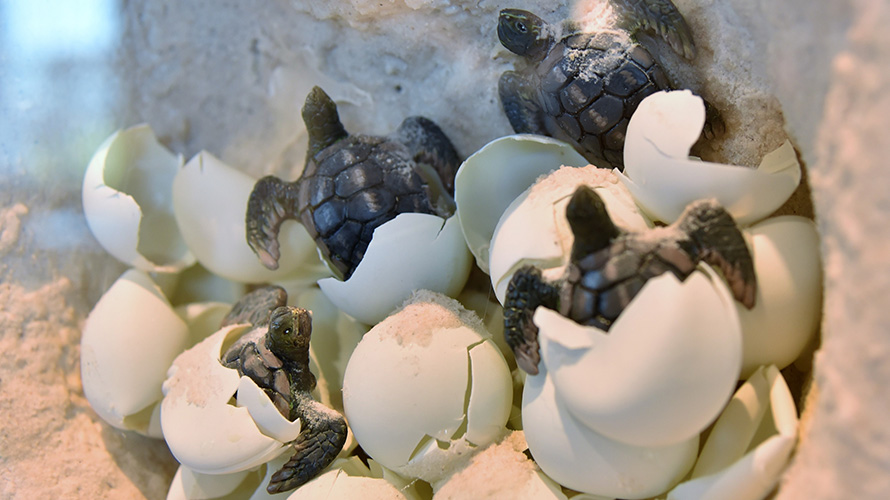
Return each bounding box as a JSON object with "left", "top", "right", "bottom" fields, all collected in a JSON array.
[
  {"left": 533, "top": 266, "right": 742, "bottom": 448},
  {"left": 617, "top": 90, "right": 801, "bottom": 225},
  {"left": 341, "top": 292, "right": 512, "bottom": 485},
  {"left": 453, "top": 134, "right": 588, "bottom": 273},
  {"left": 81, "top": 269, "right": 190, "bottom": 437},
  {"left": 667, "top": 365, "right": 798, "bottom": 500},
  {"left": 82, "top": 124, "right": 195, "bottom": 273},
  {"left": 487, "top": 165, "right": 650, "bottom": 304},
  {"left": 172, "top": 151, "right": 326, "bottom": 284},
  {"left": 318, "top": 213, "right": 472, "bottom": 325}
]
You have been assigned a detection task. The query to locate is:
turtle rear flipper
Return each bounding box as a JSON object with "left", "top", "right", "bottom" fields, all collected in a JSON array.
[
  {"left": 677, "top": 199, "right": 757, "bottom": 308},
  {"left": 499, "top": 71, "right": 550, "bottom": 137},
  {"left": 391, "top": 116, "right": 461, "bottom": 195},
  {"left": 504, "top": 265, "right": 560, "bottom": 375},
  {"left": 246, "top": 176, "right": 301, "bottom": 270},
  {"left": 266, "top": 397, "right": 348, "bottom": 494},
  {"left": 612, "top": 0, "right": 696, "bottom": 59}
]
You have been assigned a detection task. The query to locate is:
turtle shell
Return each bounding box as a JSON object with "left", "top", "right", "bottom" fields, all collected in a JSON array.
[
  {"left": 533, "top": 30, "right": 671, "bottom": 168},
  {"left": 296, "top": 135, "right": 437, "bottom": 279}
]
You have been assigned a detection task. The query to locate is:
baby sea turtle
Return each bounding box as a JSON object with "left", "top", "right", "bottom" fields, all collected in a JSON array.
[
  {"left": 221, "top": 286, "right": 347, "bottom": 494},
  {"left": 497, "top": 2, "right": 720, "bottom": 169},
  {"left": 503, "top": 186, "right": 756, "bottom": 374},
  {"left": 246, "top": 86, "right": 460, "bottom": 280}
]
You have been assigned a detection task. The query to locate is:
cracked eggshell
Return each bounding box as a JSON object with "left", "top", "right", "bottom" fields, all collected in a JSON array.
[
  {"left": 454, "top": 134, "right": 588, "bottom": 273},
  {"left": 161, "top": 324, "right": 293, "bottom": 474},
  {"left": 535, "top": 266, "right": 742, "bottom": 448},
  {"left": 318, "top": 214, "right": 472, "bottom": 325},
  {"left": 738, "top": 216, "right": 823, "bottom": 377},
  {"left": 522, "top": 363, "right": 698, "bottom": 499},
  {"left": 81, "top": 269, "right": 189, "bottom": 437},
  {"left": 342, "top": 292, "right": 512, "bottom": 484},
  {"left": 287, "top": 468, "right": 409, "bottom": 500},
  {"left": 172, "top": 151, "right": 325, "bottom": 284},
  {"left": 82, "top": 124, "right": 195, "bottom": 272},
  {"left": 667, "top": 365, "right": 798, "bottom": 500},
  {"left": 488, "top": 165, "right": 650, "bottom": 304},
  {"left": 167, "top": 466, "right": 251, "bottom": 500},
  {"left": 618, "top": 90, "right": 801, "bottom": 225}
]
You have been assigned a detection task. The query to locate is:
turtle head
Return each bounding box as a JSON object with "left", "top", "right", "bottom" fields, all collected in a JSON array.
[
  {"left": 566, "top": 185, "right": 620, "bottom": 260},
  {"left": 266, "top": 306, "right": 312, "bottom": 363},
  {"left": 302, "top": 86, "right": 349, "bottom": 158},
  {"left": 498, "top": 9, "right": 553, "bottom": 62}
]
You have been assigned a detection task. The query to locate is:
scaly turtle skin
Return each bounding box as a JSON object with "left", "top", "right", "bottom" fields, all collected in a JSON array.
[
  {"left": 497, "top": 2, "right": 721, "bottom": 170},
  {"left": 246, "top": 86, "right": 460, "bottom": 279},
  {"left": 503, "top": 186, "right": 757, "bottom": 375},
  {"left": 220, "top": 286, "right": 347, "bottom": 494}
]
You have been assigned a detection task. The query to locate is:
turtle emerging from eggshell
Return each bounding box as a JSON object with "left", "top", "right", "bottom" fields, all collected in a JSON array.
[
  {"left": 220, "top": 286, "right": 347, "bottom": 494},
  {"left": 246, "top": 86, "right": 460, "bottom": 280},
  {"left": 503, "top": 186, "right": 757, "bottom": 374},
  {"left": 497, "top": 1, "right": 723, "bottom": 169}
]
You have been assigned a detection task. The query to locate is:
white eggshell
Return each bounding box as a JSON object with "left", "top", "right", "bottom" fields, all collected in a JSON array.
[
  {"left": 454, "top": 134, "right": 589, "bottom": 272},
  {"left": 174, "top": 301, "right": 232, "bottom": 348},
  {"left": 81, "top": 269, "right": 190, "bottom": 435},
  {"left": 172, "top": 151, "right": 325, "bottom": 284},
  {"left": 488, "top": 165, "right": 650, "bottom": 304},
  {"left": 618, "top": 91, "right": 801, "bottom": 225},
  {"left": 536, "top": 267, "right": 742, "bottom": 447},
  {"left": 236, "top": 375, "right": 303, "bottom": 443},
  {"left": 737, "top": 216, "right": 823, "bottom": 377},
  {"left": 82, "top": 125, "right": 195, "bottom": 272},
  {"left": 167, "top": 466, "right": 250, "bottom": 500},
  {"left": 342, "top": 294, "right": 512, "bottom": 483},
  {"left": 667, "top": 365, "right": 798, "bottom": 500},
  {"left": 522, "top": 363, "right": 698, "bottom": 499},
  {"left": 161, "top": 324, "right": 289, "bottom": 474},
  {"left": 318, "top": 214, "right": 472, "bottom": 325},
  {"left": 287, "top": 469, "right": 408, "bottom": 500}
]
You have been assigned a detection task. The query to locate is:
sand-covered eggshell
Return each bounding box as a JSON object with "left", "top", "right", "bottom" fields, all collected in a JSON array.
[
  {"left": 318, "top": 214, "right": 472, "bottom": 325},
  {"left": 618, "top": 91, "right": 801, "bottom": 225},
  {"left": 454, "top": 134, "right": 588, "bottom": 272},
  {"left": 342, "top": 292, "right": 512, "bottom": 484},
  {"left": 81, "top": 269, "right": 190, "bottom": 437},
  {"left": 82, "top": 125, "right": 195, "bottom": 273},
  {"left": 172, "top": 151, "right": 325, "bottom": 284},
  {"left": 738, "top": 216, "right": 823, "bottom": 377}
]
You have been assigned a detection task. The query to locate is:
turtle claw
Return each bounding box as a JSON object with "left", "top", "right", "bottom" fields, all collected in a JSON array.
[{"left": 246, "top": 175, "right": 301, "bottom": 270}]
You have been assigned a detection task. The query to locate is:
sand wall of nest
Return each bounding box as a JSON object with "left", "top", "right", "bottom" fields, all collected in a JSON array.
[{"left": 0, "top": 0, "right": 888, "bottom": 498}]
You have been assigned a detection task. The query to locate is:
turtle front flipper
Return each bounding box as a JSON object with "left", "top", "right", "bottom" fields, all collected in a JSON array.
[
  {"left": 499, "top": 71, "right": 550, "bottom": 137},
  {"left": 266, "top": 396, "right": 348, "bottom": 494},
  {"left": 221, "top": 285, "right": 288, "bottom": 328},
  {"left": 504, "top": 265, "right": 560, "bottom": 375},
  {"left": 391, "top": 116, "right": 461, "bottom": 195},
  {"left": 612, "top": 0, "right": 696, "bottom": 59},
  {"left": 676, "top": 199, "right": 757, "bottom": 308},
  {"left": 246, "top": 175, "right": 301, "bottom": 270}
]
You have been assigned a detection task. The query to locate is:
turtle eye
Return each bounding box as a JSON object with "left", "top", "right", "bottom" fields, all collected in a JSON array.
[
  {"left": 514, "top": 20, "right": 527, "bottom": 33},
  {"left": 283, "top": 327, "right": 292, "bottom": 336}
]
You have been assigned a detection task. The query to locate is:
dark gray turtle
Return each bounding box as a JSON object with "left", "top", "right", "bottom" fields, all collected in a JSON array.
[
  {"left": 246, "top": 86, "right": 460, "bottom": 280},
  {"left": 220, "top": 286, "right": 347, "bottom": 494},
  {"left": 503, "top": 186, "right": 756, "bottom": 374},
  {"left": 497, "top": 2, "right": 722, "bottom": 170}
]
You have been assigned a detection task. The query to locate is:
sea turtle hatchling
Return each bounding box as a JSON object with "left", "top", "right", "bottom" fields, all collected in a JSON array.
[
  {"left": 503, "top": 186, "right": 757, "bottom": 375},
  {"left": 220, "top": 286, "right": 347, "bottom": 494},
  {"left": 497, "top": 1, "right": 722, "bottom": 169},
  {"left": 246, "top": 86, "right": 460, "bottom": 280}
]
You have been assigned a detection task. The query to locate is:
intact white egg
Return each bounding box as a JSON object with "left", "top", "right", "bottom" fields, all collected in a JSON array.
[
  {"left": 453, "top": 134, "right": 588, "bottom": 272},
  {"left": 617, "top": 91, "right": 801, "bottom": 225},
  {"left": 535, "top": 267, "right": 742, "bottom": 448},
  {"left": 172, "top": 151, "right": 327, "bottom": 284},
  {"left": 317, "top": 214, "right": 472, "bottom": 325},
  {"left": 82, "top": 125, "right": 195, "bottom": 273},
  {"left": 81, "top": 269, "right": 190, "bottom": 437},
  {"left": 738, "top": 216, "right": 823, "bottom": 377},
  {"left": 341, "top": 292, "right": 512, "bottom": 484}
]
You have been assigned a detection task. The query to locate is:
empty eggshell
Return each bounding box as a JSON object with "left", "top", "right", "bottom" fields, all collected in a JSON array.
[
  {"left": 488, "top": 165, "right": 650, "bottom": 304},
  {"left": 535, "top": 266, "right": 742, "bottom": 448},
  {"left": 287, "top": 469, "right": 409, "bottom": 500},
  {"left": 522, "top": 362, "right": 698, "bottom": 499},
  {"left": 667, "top": 365, "right": 798, "bottom": 500},
  {"left": 617, "top": 91, "right": 801, "bottom": 225},
  {"left": 342, "top": 292, "right": 512, "bottom": 484},
  {"left": 82, "top": 124, "right": 195, "bottom": 272},
  {"left": 81, "top": 269, "right": 190, "bottom": 436},
  {"left": 737, "top": 216, "right": 823, "bottom": 377},
  {"left": 172, "top": 151, "right": 326, "bottom": 284},
  {"left": 318, "top": 214, "right": 472, "bottom": 325},
  {"left": 453, "top": 134, "right": 588, "bottom": 272},
  {"left": 166, "top": 466, "right": 251, "bottom": 500}
]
